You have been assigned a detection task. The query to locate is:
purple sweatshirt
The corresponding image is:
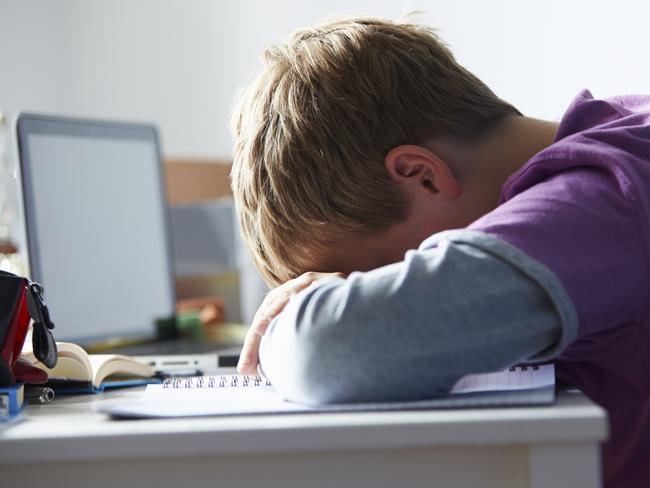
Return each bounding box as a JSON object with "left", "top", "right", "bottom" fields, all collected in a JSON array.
[
  {"left": 260, "top": 89, "right": 649, "bottom": 488},
  {"left": 470, "top": 89, "right": 650, "bottom": 487}
]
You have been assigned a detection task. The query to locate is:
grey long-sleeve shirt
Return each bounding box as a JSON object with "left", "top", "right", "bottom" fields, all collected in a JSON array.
[{"left": 258, "top": 230, "right": 578, "bottom": 405}]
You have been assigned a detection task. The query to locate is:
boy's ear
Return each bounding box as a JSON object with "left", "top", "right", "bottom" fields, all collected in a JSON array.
[{"left": 384, "top": 145, "right": 461, "bottom": 199}]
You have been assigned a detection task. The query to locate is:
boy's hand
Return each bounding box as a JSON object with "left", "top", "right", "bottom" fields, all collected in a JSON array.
[{"left": 237, "top": 272, "right": 345, "bottom": 375}]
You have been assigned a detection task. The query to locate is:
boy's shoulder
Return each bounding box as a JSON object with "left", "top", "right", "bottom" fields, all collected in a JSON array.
[
  {"left": 467, "top": 90, "right": 650, "bottom": 356},
  {"left": 500, "top": 89, "right": 650, "bottom": 208}
]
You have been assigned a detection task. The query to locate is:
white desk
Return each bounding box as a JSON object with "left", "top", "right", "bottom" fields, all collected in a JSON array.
[{"left": 0, "top": 386, "right": 607, "bottom": 488}]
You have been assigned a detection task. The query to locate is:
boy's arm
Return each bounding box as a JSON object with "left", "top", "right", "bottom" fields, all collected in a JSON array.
[{"left": 257, "top": 230, "right": 577, "bottom": 404}]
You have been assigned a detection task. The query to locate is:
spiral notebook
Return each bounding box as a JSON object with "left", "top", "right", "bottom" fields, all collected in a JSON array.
[{"left": 103, "top": 364, "right": 555, "bottom": 419}]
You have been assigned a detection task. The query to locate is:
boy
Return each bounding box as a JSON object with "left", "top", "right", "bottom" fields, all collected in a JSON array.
[{"left": 230, "top": 16, "right": 650, "bottom": 488}]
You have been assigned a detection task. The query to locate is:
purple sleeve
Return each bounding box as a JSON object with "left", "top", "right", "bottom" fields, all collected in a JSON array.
[{"left": 469, "top": 167, "right": 650, "bottom": 353}]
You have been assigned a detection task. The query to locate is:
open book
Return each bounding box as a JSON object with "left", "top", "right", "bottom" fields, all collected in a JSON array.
[
  {"left": 103, "top": 364, "right": 556, "bottom": 418},
  {"left": 22, "top": 342, "right": 157, "bottom": 393}
]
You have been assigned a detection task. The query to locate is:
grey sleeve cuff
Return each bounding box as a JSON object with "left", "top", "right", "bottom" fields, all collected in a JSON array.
[{"left": 419, "top": 229, "right": 578, "bottom": 361}]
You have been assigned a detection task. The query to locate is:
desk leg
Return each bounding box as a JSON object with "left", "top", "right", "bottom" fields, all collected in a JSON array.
[{"left": 529, "top": 443, "right": 601, "bottom": 488}]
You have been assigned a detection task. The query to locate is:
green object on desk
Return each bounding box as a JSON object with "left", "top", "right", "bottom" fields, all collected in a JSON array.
[{"left": 176, "top": 310, "right": 204, "bottom": 341}]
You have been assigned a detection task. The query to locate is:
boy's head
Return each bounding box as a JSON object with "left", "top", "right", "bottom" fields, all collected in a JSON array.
[{"left": 231, "top": 15, "right": 520, "bottom": 286}]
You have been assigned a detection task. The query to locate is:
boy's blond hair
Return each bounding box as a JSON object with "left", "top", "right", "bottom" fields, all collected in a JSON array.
[{"left": 231, "top": 16, "right": 520, "bottom": 286}]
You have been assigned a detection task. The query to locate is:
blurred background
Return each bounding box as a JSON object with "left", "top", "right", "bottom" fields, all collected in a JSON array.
[{"left": 1, "top": 0, "right": 649, "bottom": 328}]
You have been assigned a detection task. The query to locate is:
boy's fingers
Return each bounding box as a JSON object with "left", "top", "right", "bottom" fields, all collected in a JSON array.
[
  {"left": 259, "top": 271, "right": 343, "bottom": 313},
  {"left": 237, "top": 293, "right": 292, "bottom": 374},
  {"left": 237, "top": 272, "right": 345, "bottom": 375},
  {"left": 237, "top": 331, "right": 262, "bottom": 375},
  {"left": 238, "top": 314, "right": 271, "bottom": 374}
]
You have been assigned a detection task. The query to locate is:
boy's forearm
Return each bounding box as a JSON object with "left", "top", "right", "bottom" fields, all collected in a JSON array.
[{"left": 258, "top": 230, "right": 578, "bottom": 405}]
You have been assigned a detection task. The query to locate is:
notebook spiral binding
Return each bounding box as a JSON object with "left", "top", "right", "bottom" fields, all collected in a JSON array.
[
  {"left": 508, "top": 365, "right": 540, "bottom": 372},
  {"left": 161, "top": 366, "right": 546, "bottom": 390},
  {"left": 162, "top": 375, "right": 273, "bottom": 389}
]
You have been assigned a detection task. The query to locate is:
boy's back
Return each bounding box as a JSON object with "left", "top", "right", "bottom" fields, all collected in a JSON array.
[{"left": 469, "top": 89, "right": 650, "bottom": 485}]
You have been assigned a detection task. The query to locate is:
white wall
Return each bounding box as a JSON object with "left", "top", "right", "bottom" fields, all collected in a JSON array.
[
  {"left": 0, "top": 2, "right": 69, "bottom": 120},
  {"left": 421, "top": 1, "right": 650, "bottom": 122},
  {"left": 2, "top": 0, "right": 650, "bottom": 158}
]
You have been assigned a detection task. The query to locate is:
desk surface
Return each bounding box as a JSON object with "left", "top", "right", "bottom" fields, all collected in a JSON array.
[
  {"left": 0, "top": 383, "right": 609, "bottom": 488},
  {"left": 0, "top": 383, "right": 607, "bottom": 465}
]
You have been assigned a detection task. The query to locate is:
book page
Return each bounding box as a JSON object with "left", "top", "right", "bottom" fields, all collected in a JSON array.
[
  {"left": 89, "top": 354, "right": 154, "bottom": 388},
  {"left": 21, "top": 341, "right": 92, "bottom": 381}
]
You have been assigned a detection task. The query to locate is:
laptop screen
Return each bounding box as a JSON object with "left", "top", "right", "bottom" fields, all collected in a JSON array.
[{"left": 16, "top": 114, "right": 175, "bottom": 343}]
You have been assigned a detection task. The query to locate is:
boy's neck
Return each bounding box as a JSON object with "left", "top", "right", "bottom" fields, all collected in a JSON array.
[
  {"left": 424, "top": 115, "right": 560, "bottom": 219},
  {"left": 482, "top": 115, "right": 560, "bottom": 180}
]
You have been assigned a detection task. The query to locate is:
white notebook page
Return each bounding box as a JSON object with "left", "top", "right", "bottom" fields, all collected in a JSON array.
[
  {"left": 102, "top": 364, "right": 557, "bottom": 418},
  {"left": 450, "top": 365, "right": 554, "bottom": 393}
]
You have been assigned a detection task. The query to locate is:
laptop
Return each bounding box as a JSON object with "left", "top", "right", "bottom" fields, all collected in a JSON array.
[{"left": 15, "top": 113, "right": 240, "bottom": 373}]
